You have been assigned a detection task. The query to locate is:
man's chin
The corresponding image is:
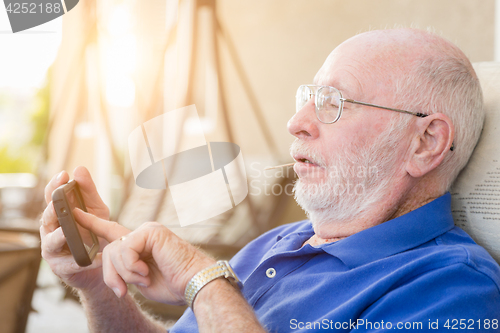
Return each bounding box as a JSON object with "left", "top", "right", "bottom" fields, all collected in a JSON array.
[
  {"left": 293, "top": 179, "right": 331, "bottom": 211},
  {"left": 294, "top": 177, "right": 328, "bottom": 190},
  {"left": 293, "top": 178, "right": 369, "bottom": 225},
  {"left": 296, "top": 195, "right": 360, "bottom": 228}
]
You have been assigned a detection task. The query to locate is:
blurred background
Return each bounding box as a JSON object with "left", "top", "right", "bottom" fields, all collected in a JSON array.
[{"left": 0, "top": 0, "right": 497, "bottom": 332}]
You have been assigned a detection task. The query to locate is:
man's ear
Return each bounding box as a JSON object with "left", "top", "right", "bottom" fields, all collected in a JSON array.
[{"left": 406, "top": 113, "right": 454, "bottom": 178}]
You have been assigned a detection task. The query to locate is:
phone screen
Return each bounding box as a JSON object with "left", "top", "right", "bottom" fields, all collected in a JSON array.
[{"left": 66, "top": 187, "right": 96, "bottom": 254}]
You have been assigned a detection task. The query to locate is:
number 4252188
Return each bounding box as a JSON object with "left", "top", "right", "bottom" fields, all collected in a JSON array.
[
  {"left": 6, "top": 2, "right": 62, "bottom": 14},
  {"left": 444, "top": 319, "right": 498, "bottom": 330}
]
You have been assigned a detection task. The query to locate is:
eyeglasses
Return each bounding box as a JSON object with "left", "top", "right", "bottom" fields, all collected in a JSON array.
[
  {"left": 295, "top": 85, "right": 454, "bottom": 151},
  {"left": 296, "top": 85, "right": 428, "bottom": 123}
]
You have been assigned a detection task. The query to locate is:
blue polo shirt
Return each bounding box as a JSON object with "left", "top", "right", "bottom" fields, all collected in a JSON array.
[{"left": 170, "top": 194, "right": 500, "bottom": 332}]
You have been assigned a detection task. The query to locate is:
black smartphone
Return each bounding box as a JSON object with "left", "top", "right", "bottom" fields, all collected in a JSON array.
[{"left": 52, "top": 180, "right": 99, "bottom": 267}]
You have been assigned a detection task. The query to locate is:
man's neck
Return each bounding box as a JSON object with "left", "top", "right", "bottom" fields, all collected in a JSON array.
[
  {"left": 303, "top": 188, "right": 442, "bottom": 247},
  {"left": 303, "top": 235, "right": 346, "bottom": 247}
]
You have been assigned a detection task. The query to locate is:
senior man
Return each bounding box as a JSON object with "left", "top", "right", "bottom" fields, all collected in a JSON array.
[{"left": 41, "top": 28, "right": 500, "bottom": 332}]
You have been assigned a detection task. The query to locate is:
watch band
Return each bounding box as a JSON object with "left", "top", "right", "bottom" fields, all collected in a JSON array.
[{"left": 184, "top": 260, "right": 241, "bottom": 309}]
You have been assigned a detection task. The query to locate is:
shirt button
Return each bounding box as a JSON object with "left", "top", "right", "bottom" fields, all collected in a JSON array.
[{"left": 266, "top": 268, "right": 276, "bottom": 278}]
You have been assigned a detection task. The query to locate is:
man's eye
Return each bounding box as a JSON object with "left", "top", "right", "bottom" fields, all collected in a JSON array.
[{"left": 325, "top": 96, "right": 340, "bottom": 108}]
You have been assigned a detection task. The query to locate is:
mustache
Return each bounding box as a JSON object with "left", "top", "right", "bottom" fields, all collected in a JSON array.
[{"left": 289, "top": 140, "right": 326, "bottom": 167}]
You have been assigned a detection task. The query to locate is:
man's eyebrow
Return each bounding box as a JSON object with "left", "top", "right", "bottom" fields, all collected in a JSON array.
[
  {"left": 340, "top": 82, "right": 365, "bottom": 101},
  {"left": 310, "top": 76, "right": 361, "bottom": 100},
  {"left": 312, "top": 79, "right": 356, "bottom": 93}
]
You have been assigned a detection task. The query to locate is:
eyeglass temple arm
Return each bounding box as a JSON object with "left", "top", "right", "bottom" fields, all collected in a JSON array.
[
  {"left": 341, "top": 98, "right": 428, "bottom": 118},
  {"left": 341, "top": 98, "right": 455, "bottom": 151}
]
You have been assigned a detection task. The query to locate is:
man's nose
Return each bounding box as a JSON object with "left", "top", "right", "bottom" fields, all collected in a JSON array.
[{"left": 287, "top": 100, "right": 320, "bottom": 139}]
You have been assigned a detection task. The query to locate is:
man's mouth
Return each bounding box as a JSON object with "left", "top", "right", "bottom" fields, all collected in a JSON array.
[
  {"left": 298, "top": 158, "right": 314, "bottom": 164},
  {"left": 293, "top": 154, "right": 322, "bottom": 167}
]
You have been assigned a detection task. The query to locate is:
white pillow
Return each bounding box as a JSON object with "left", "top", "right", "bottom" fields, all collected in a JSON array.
[{"left": 451, "top": 62, "right": 500, "bottom": 264}]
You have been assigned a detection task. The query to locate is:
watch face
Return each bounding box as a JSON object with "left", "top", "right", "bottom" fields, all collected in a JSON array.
[{"left": 220, "top": 261, "right": 242, "bottom": 288}]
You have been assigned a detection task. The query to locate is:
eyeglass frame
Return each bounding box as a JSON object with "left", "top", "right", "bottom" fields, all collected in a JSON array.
[{"left": 296, "top": 85, "right": 454, "bottom": 151}]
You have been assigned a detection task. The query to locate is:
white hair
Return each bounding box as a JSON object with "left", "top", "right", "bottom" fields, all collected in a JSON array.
[{"left": 393, "top": 31, "right": 484, "bottom": 192}]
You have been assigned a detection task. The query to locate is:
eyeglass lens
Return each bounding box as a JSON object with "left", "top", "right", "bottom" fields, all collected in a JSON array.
[{"left": 296, "top": 85, "right": 342, "bottom": 123}]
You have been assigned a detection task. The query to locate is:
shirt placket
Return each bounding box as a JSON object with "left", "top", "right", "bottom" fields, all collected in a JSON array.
[{"left": 243, "top": 244, "right": 323, "bottom": 307}]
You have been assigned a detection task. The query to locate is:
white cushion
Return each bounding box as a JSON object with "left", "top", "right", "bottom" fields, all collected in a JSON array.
[{"left": 451, "top": 62, "right": 500, "bottom": 263}]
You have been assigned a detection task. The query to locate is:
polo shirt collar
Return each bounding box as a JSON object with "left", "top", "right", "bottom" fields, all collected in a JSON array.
[{"left": 311, "top": 193, "right": 455, "bottom": 269}]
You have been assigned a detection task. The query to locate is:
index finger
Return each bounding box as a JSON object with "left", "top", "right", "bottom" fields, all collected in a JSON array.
[
  {"left": 44, "top": 171, "right": 69, "bottom": 204},
  {"left": 73, "top": 208, "right": 130, "bottom": 243}
]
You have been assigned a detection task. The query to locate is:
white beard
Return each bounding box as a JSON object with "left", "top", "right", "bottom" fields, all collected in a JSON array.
[{"left": 291, "top": 121, "right": 407, "bottom": 228}]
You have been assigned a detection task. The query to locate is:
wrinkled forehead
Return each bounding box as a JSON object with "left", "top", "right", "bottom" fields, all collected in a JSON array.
[
  {"left": 312, "top": 51, "right": 366, "bottom": 99},
  {"left": 312, "top": 31, "right": 417, "bottom": 101}
]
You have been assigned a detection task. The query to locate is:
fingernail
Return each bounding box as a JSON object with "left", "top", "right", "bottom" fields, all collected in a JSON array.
[
  {"left": 56, "top": 171, "right": 64, "bottom": 181},
  {"left": 139, "top": 283, "right": 148, "bottom": 288},
  {"left": 112, "top": 288, "right": 121, "bottom": 298}
]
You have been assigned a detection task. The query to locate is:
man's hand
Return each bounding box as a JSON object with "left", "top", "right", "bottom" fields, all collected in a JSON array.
[
  {"left": 40, "top": 166, "right": 129, "bottom": 291},
  {"left": 99, "top": 222, "right": 267, "bottom": 332},
  {"left": 99, "top": 221, "right": 216, "bottom": 305}
]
